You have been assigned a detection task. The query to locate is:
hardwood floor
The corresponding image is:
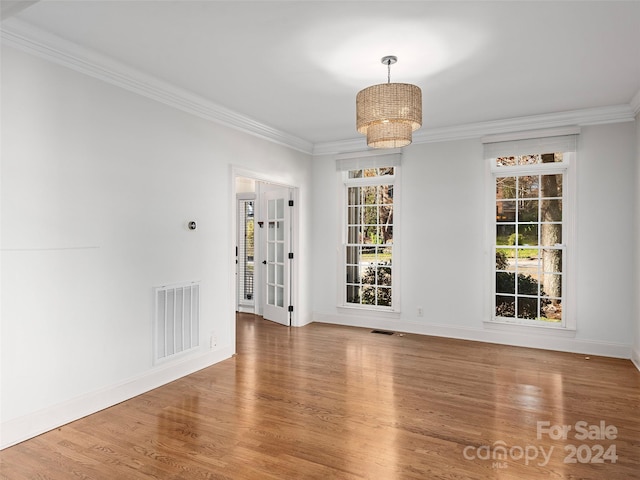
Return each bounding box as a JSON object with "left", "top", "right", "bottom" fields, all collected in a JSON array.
[{"left": 1, "top": 313, "right": 639, "bottom": 479}]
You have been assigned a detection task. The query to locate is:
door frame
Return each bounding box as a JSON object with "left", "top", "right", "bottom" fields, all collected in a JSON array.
[{"left": 230, "top": 166, "right": 300, "bottom": 349}]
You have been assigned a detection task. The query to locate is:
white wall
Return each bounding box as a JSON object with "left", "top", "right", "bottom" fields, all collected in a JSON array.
[
  {"left": 312, "top": 123, "right": 637, "bottom": 358},
  {"left": 634, "top": 114, "right": 640, "bottom": 371},
  {"left": 0, "top": 46, "right": 312, "bottom": 447}
]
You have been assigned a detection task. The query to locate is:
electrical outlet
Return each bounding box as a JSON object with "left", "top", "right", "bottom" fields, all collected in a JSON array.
[
  {"left": 417, "top": 307, "right": 424, "bottom": 317},
  {"left": 210, "top": 333, "right": 216, "bottom": 349}
]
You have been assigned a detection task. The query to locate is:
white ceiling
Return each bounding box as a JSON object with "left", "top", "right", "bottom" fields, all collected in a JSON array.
[{"left": 2, "top": 0, "right": 640, "bottom": 152}]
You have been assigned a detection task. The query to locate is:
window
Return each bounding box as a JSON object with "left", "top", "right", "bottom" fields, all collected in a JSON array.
[
  {"left": 337, "top": 152, "right": 401, "bottom": 311},
  {"left": 237, "top": 197, "right": 255, "bottom": 310},
  {"left": 484, "top": 129, "right": 577, "bottom": 329}
]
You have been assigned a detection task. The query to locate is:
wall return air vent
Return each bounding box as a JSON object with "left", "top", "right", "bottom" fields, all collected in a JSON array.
[{"left": 154, "top": 282, "right": 200, "bottom": 363}]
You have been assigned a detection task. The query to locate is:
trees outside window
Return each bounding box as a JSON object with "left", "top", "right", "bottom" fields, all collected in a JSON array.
[
  {"left": 493, "top": 153, "right": 567, "bottom": 325},
  {"left": 344, "top": 167, "right": 395, "bottom": 308}
]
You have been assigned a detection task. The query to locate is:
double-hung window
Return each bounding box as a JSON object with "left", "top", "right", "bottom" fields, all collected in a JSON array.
[
  {"left": 337, "top": 151, "right": 401, "bottom": 311},
  {"left": 484, "top": 129, "right": 578, "bottom": 330}
]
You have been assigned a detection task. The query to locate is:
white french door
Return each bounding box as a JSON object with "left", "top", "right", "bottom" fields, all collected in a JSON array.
[{"left": 261, "top": 188, "right": 292, "bottom": 326}]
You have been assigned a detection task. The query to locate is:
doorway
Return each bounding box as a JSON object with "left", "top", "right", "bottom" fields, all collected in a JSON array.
[{"left": 233, "top": 172, "right": 297, "bottom": 328}]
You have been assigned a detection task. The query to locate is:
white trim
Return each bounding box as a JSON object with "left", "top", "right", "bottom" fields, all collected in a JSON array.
[
  {"left": 484, "top": 133, "right": 578, "bottom": 159},
  {"left": 631, "top": 349, "right": 640, "bottom": 371},
  {"left": 312, "top": 312, "right": 631, "bottom": 359},
  {"left": 4, "top": 19, "right": 635, "bottom": 158},
  {"left": 486, "top": 139, "right": 576, "bottom": 331},
  {"left": 482, "top": 126, "right": 581, "bottom": 144},
  {"left": 1, "top": 18, "right": 313, "bottom": 155},
  {"left": 230, "top": 166, "right": 302, "bottom": 327},
  {"left": 632, "top": 347, "right": 640, "bottom": 373},
  {"left": 336, "top": 151, "right": 402, "bottom": 171},
  {"left": 338, "top": 165, "right": 400, "bottom": 313},
  {"left": 483, "top": 320, "right": 576, "bottom": 337},
  {"left": 0, "top": 347, "right": 234, "bottom": 450},
  {"left": 313, "top": 105, "right": 635, "bottom": 155}
]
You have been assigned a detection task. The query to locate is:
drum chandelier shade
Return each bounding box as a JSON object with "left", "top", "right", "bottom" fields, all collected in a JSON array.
[{"left": 356, "top": 56, "right": 422, "bottom": 148}]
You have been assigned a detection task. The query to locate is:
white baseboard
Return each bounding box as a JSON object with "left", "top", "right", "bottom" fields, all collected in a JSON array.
[
  {"left": 0, "top": 346, "right": 234, "bottom": 450},
  {"left": 312, "top": 312, "right": 632, "bottom": 359},
  {"left": 632, "top": 347, "right": 640, "bottom": 372}
]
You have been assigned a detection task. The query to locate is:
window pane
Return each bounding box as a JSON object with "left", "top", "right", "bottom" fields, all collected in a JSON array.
[
  {"left": 268, "top": 264, "right": 275, "bottom": 283},
  {"left": 364, "top": 206, "right": 377, "bottom": 225},
  {"left": 519, "top": 175, "right": 539, "bottom": 198},
  {"left": 380, "top": 205, "right": 393, "bottom": 227},
  {"left": 496, "top": 272, "right": 515, "bottom": 294},
  {"left": 268, "top": 285, "right": 275, "bottom": 305},
  {"left": 517, "top": 273, "right": 540, "bottom": 297},
  {"left": 541, "top": 299, "right": 562, "bottom": 322},
  {"left": 382, "top": 226, "right": 393, "bottom": 244},
  {"left": 277, "top": 264, "right": 284, "bottom": 284},
  {"left": 346, "top": 285, "right": 360, "bottom": 303},
  {"left": 382, "top": 186, "right": 394, "bottom": 204},
  {"left": 361, "top": 285, "right": 375, "bottom": 305},
  {"left": 362, "top": 186, "right": 377, "bottom": 205},
  {"left": 496, "top": 177, "right": 516, "bottom": 198},
  {"left": 344, "top": 179, "right": 395, "bottom": 309},
  {"left": 496, "top": 295, "right": 515, "bottom": 317},
  {"left": 347, "top": 226, "right": 361, "bottom": 243},
  {"left": 496, "top": 201, "right": 516, "bottom": 222},
  {"left": 518, "top": 155, "right": 541, "bottom": 166},
  {"left": 541, "top": 198, "right": 562, "bottom": 222},
  {"left": 346, "top": 266, "right": 360, "bottom": 283},
  {"left": 517, "top": 296, "right": 538, "bottom": 319},
  {"left": 378, "top": 266, "right": 392, "bottom": 286},
  {"left": 518, "top": 224, "right": 538, "bottom": 246},
  {"left": 346, "top": 246, "right": 360, "bottom": 265},
  {"left": 347, "top": 206, "right": 360, "bottom": 225},
  {"left": 362, "top": 246, "right": 376, "bottom": 263},
  {"left": 496, "top": 250, "right": 509, "bottom": 270},
  {"left": 540, "top": 223, "right": 562, "bottom": 246},
  {"left": 518, "top": 200, "right": 538, "bottom": 222},
  {"left": 496, "top": 157, "right": 517, "bottom": 167},
  {"left": 541, "top": 174, "right": 563, "bottom": 197},
  {"left": 541, "top": 273, "right": 562, "bottom": 298},
  {"left": 348, "top": 187, "right": 361, "bottom": 205},
  {"left": 380, "top": 245, "right": 392, "bottom": 265},
  {"left": 378, "top": 288, "right": 392, "bottom": 306},
  {"left": 492, "top": 165, "right": 566, "bottom": 326},
  {"left": 542, "top": 249, "right": 562, "bottom": 273},
  {"left": 276, "top": 286, "right": 283, "bottom": 307},
  {"left": 349, "top": 170, "right": 363, "bottom": 179}
]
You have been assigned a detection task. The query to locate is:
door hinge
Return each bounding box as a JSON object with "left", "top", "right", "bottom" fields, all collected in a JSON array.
[
  {"left": 288, "top": 305, "right": 294, "bottom": 312},
  {"left": 288, "top": 252, "right": 294, "bottom": 259},
  {"left": 288, "top": 200, "right": 294, "bottom": 207}
]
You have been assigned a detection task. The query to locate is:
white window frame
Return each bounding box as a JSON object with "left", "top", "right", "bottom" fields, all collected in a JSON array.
[
  {"left": 336, "top": 150, "right": 402, "bottom": 316},
  {"left": 483, "top": 128, "right": 578, "bottom": 334}
]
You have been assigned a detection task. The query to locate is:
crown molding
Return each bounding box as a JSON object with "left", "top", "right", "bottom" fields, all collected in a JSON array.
[
  {"left": 2, "top": 19, "right": 636, "bottom": 158},
  {"left": 1, "top": 19, "right": 314, "bottom": 155},
  {"left": 313, "top": 104, "right": 636, "bottom": 155}
]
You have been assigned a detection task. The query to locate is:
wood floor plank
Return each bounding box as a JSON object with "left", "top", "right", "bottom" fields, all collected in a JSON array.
[{"left": 1, "top": 313, "right": 639, "bottom": 479}]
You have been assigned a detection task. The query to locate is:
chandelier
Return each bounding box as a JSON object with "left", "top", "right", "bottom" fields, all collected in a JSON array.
[{"left": 356, "top": 56, "right": 422, "bottom": 148}]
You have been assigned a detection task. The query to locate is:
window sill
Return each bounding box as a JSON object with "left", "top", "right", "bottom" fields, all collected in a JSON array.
[
  {"left": 338, "top": 305, "right": 401, "bottom": 320},
  {"left": 484, "top": 320, "right": 576, "bottom": 337}
]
